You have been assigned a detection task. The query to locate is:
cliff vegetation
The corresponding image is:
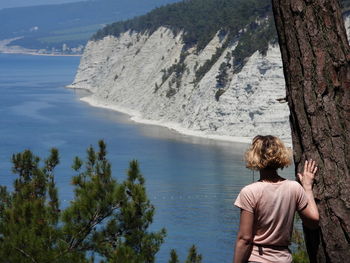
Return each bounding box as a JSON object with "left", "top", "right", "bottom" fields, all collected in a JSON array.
[
  {"left": 93, "top": 0, "right": 274, "bottom": 51},
  {"left": 93, "top": 0, "right": 350, "bottom": 65}
]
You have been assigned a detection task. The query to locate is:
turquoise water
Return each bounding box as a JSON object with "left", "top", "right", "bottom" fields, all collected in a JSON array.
[{"left": 0, "top": 53, "right": 294, "bottom": 262}]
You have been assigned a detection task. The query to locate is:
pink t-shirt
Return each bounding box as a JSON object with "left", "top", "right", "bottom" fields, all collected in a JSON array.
[{"left": 234, "top": 180, "right": 308, "bottom": 263}]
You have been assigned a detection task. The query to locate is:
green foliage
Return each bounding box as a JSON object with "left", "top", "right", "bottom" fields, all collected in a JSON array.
[
  {"left": 166, "top": 86, "right": 178, "bottom": 98},
  {"left": 194, "top": 44, "right": 227, "bottom": 85},
  {"left": 194, "top": 12, "right": 277, "bottom": 86},
  {"left": 154, "top": 83, "right": 160, "bottom": 93},
  {"left": 168, "top": 249, "right": 179, "bottom": 263},
  {"left": 216, "top": 55, "right": 231, "bottom": 89},
  {"left": 160, "top": 50, "right": 189, "bottom": 97},
  {"left": 292, "top": 216, "right": 310, "bottom": 263},
  {"left": 0, "top": 149, "right": 64, "bottom": 262},
  {"left": 0, "top": 0, "right": 179, "bottom": 51},
  {"left": 0, "top": 141, "right": 166, "bottom": 262},
  {"left": 93, "top": 0, "right": 350, "bottom": 50},
  {"left": 231, "top": 18, "right": 277, "bottom": 72},
  {"left": 185, "top": 245, "right": 202, "bottom": 263},
  {"left": 215, "top": 89, "right": 226, "bottom": 102},
  {"left": 163, "top": 59, "right": 187, "bottom": 86},
  {"left": 93, "top": 0, "right": 273, "bottom": 51},
  {"left": 168, "top": 246, "right": 202, "bottom": 263},
  {"left": 214, "top": 51, "right": 232, "bottom": 100},
  {"left": 92, "top": 0, "right": 350, "bottom": 86}
]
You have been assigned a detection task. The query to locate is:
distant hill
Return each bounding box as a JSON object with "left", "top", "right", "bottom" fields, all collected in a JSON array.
[
  {"left": 0, "top": 0, "right": 179, "bottom": 54},
  {"left": 94, "top": 0, "right": 273, "bottom": 65},
  {"left": 0, "top": 0, "right": 81, "bottom": 10}
]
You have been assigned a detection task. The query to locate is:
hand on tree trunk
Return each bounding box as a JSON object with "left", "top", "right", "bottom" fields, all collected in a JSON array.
[
  {"left": 298, "top": 160, "right": 317, "bottom": 191},
  {"left": 298, "top": 160, "right": 319, "bottom": 229}
]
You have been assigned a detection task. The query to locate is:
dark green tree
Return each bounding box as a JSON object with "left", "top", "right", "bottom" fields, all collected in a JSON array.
[
  {"left": 0, "top": 141, "right": 166, "bottom": 262},
  {"left": 0, "top": 148, "right": 64, "bottom": 262},
  {"left": 168, "top": 246, "right": 202, "bottom": 263},
  {"left": 168, "top": 249, "right": 179, "bottom": 263},
  {"left": 185, "top": 245, "right": 202, "bottom": 263}
]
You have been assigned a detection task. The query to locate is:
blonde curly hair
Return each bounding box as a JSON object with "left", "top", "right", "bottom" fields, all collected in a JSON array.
[{"left": 245, "top": 135, "right": 292, "bottom": 170}]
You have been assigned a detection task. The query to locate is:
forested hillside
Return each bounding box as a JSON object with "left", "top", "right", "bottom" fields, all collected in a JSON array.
[
  {"left": 94, "top": 0, "right": 273, "bottom": 51},
  {"left": 94, "top": 0, "right": 350, "bottom": 69},
  {"left": 0, "top": 0, "right": 179, "bottom": 53}
]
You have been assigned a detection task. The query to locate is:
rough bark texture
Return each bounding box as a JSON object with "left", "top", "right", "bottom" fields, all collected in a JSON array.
[{"left": 271, "top": 0, "right": 350, "bottom": 262}]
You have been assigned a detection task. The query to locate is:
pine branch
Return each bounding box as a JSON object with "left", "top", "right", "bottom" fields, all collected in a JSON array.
[
  {"left": 57, "top": 203, "right": 120, "bottom": 259},
  {"left": 15, "top": 247, "right": 38, "bottom": 263}
]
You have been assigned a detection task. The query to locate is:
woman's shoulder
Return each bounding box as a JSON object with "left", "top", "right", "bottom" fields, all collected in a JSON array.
[
  {"left": 245, "top": 179, "right": 302, "bottom": 190},
  {"left": 281, "top": 180, "right": 305, "bottom": 194},
  {"left": 284, "top": 179, "right": 303, "bottom": 187},
  {"left": 240, "top": 179, "right": 302, "bottom": 192},
  {"left": 240, "top": 181, "right": 265, "bottom": 193}
]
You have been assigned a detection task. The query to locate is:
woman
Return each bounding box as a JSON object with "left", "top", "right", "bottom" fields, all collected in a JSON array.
[{"left": 233, "top": 135, "right": 319, "bottom": 263}]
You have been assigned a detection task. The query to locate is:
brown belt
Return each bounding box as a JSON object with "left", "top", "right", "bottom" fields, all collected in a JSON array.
[{"left": 253, "top": 243, "right": 290, "bottom": 256}]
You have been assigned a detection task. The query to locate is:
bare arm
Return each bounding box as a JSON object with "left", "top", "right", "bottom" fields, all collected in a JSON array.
[
  {"left": 233, "top": 209, "right": 254, "bottom": 263},
  {"left": 298, "top": 160, "right": 319, "bottom": 229}
]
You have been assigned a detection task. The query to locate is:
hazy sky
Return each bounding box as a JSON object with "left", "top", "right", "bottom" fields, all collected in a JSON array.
[{"left": 0, "top": 0, "right": 84, "bottom": 9}]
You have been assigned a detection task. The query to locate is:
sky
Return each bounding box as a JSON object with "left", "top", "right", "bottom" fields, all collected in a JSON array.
[{"left": 0, "top": 0, "right": 84, "bottom": 9}]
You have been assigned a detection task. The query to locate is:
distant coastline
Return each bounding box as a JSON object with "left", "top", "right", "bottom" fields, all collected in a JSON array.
[
  {"left": 0, "top": 38, "right": 82, "bottom": 57},
  {"left": 0, "top": 50, "right": 82, "bottom": 57}
]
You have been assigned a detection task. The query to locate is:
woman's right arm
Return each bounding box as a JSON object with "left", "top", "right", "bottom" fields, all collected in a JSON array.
[
  {"left": 298, "top": 160, "right": 319, "bottom": 229},
  {"left": 233, "top": 209, "right": 254, "bottom": 263}
]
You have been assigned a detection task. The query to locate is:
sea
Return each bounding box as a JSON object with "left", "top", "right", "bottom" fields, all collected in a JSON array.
[{"left": 0, "top": 53, "right": 294, "bottom": 262}]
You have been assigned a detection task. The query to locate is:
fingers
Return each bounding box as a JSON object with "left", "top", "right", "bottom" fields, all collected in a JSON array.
[
  {"left": 304, "top": 159, "right": 317, "bottom": 173},
  {"left": 297, "top": 173, "right": 302, "bottom": 181},
  {"left": 309, "top": 160, "right": 316, "bottom": 172},
  {"left": 304, "top": 160, "right": 308, "bottom": 174},
  {"left": 308, "top": 160, "right": 317, "bottom": 175}
]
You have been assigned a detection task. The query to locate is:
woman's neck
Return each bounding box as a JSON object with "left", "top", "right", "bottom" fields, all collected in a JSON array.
[{"left": 259, "top": 169, "right": 285, "bottom": 182}]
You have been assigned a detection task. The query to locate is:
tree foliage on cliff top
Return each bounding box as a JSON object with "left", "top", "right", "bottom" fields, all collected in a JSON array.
[
  {"left": 93, "top": 0, "right": 272, "bottom": 50},
  {"left": 93, "top": 0, "right": 350, "bottom": 52}
]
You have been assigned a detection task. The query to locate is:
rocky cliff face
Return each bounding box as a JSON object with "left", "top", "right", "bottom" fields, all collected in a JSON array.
[{"left": 69, "top": 17, "right": 350, "bottom": 143}]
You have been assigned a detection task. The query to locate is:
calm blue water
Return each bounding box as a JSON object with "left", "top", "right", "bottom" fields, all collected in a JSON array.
[{"left": 0, "top": 53, "right": 294, "bottom": 262}]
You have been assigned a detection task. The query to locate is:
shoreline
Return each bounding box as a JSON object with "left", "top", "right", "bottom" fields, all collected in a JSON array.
[
  {"left": 0, "top": 50, "right": 82, "bottom": 57},
  {"left": 0, "top": 39, "right": 82, "bottom": 57},
  {"left": 79, "top": 95, "right": 254, "bottom": 144}
]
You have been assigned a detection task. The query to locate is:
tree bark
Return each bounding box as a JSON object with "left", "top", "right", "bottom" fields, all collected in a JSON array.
[{"left": 271, "top": 0, "right": 350, "bottom": 262}]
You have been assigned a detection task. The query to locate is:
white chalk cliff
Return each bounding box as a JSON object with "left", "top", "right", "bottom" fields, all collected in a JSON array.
[{"left": 69, "top": 17, "right": 350, "bottom": 143}]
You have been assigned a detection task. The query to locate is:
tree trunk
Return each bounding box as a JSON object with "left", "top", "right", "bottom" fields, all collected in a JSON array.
[{"left": 271, "top": 0, "right": 350, "bottom": 262}]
